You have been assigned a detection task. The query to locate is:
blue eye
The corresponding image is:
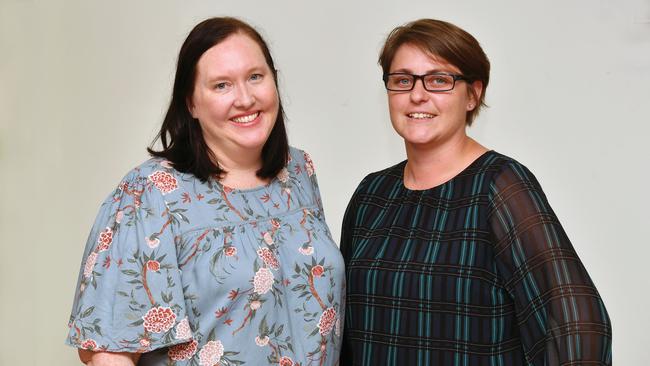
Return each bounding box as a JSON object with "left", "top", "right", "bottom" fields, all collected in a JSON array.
[
  {"left": 398, "top": 78, "right": 412, "bottom": 85},
  {"left": 214, "top": 81, "right": 232, "bottom": 92},
  {"left": 250, "top": 73, "right": 263, "bottom": 81}
]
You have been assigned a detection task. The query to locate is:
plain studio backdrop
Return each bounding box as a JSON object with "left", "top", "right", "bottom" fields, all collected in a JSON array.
[{"left": 1, "top": 0, "right": 648, "bottom": 364}]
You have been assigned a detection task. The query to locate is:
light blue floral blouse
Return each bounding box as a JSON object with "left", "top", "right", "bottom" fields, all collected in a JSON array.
[{"left": 66, "top": 147, "right": 344, "bottom": 366}]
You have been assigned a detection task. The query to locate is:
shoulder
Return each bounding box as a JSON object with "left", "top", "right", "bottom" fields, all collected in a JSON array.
[
  {"left": 287, "top": 146, "right": 316, "bottom": 176},
  {"left": 482, "top": 152, "right": 550, "bottom": 213},
  {"left": 113, "top": 158, "right": 189, "bottom": 199},
  {"left": 119, "top": 158, "right": 176, "bottom": 180},
  {"left": 352, "top": 160, "right": 406, "bottom": 196},
  {"left": 479, "top": 151, "right": 541, "bottom": 188},
  {"left": 287, "top": 145, "right": 311, "bottom": 164}
]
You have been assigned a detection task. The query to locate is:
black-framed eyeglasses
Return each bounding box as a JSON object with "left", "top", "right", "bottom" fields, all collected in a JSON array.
[{"left": 383, "top": 72, "right": 470, "bottom": 92}]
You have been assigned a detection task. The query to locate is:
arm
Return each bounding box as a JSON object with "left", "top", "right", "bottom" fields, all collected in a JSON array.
[
  {"left": 78, "top": 349, "right": 141, "bottom": 366},
  {"left": 339, "top": 178, "right": 366, "bottom": 366},
  {"left": 488, "top": 162, "right": 612, "bottom": 365}
]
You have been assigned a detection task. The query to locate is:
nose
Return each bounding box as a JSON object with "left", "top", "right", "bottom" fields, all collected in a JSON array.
[
  {"left": 233, "top": 83, "right": 256, "bottom": 109},
  {"left": 409, "top": 78, "right": 429, "bottom": 104}
]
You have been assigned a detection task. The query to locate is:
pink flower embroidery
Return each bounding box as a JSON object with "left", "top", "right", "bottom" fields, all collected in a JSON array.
[
  {"left": 145, "top": 236, "right": 160, "bottom": 249},
  {"left": 249, "top": 300, "right": 261, "bottom": 310},
  {"left": 148, "top": 171, "right": 178, "bottom": 195},
  {"left": 168, "top": 339, "right": 198, "bottom": 361},
  {"left": 279, "top": 356, "right": 294, "bottom": 366},
  {"left": 304, "top": 152, "right": 315, "bottom": 177},
  {"left": 139, "top": 338, "right": 151, "bottom": 348},
  {"left": 270, "top": 218, "right": 281, "bottom": 229},
  {"left": 257, "top": 248, "right": 279, "bottom": 270},
  {"left": 142, "top": 306, "right": 176, "bottom": 333},
  {"left": 299, "top": 246, "right": 314, "bottom": 256},
  {"left": 115, "top": 210, "right": 124, "bottom": 224},
  {"left": 83, "top": 252, "right": 98, "bottom": 278},
  {"left": 224, "top": 246, "right": 237, "bottom": 257},
  {"left": 198, "top": 340, "right": 224, "bottom": 366},
  {"left": 175, "top": 318, "right": 192, "bottom": 340},
  {"left": 311, "top": 265, "right": 324, "bottom": 278},
  {"left": 262, "top": 231, "right": 274, "bottom": 245},
  {"left": 317, "top": 307, "right": 337, "bottom": 336},
  {"left": 97, "top": 227, "right": 113, "bottom": 252},
  {"left": 80, "top": 339, "right": 97, "bottom": 350},
  {"left": 146, "top": 260, "right": 160, "bottom": 272},
  {"left": 255, "top": 335, "right": 269, "bottom": 347},
  {"left": 277, "top": 167, "right": 289, "bottom": 183},
  {"left": 253, "top": 268, "right": 274, "bottom": 294}
]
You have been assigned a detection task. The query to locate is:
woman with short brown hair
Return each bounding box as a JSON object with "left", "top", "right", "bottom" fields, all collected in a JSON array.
[{"left": 340, "top": 18, "right": 611, "bottom": 365}]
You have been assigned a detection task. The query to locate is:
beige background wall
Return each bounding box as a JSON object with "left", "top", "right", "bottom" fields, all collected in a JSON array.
[{"left": 1, "top": 0, "right": 648, "bottom": 364}]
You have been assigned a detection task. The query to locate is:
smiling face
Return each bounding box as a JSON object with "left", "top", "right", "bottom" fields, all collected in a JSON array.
[
  {"left": 188, "top": 32, "right": 279, "bottom": 161},
  {"left": 387, "top": 43, "right": 481, "bottom": 150}
]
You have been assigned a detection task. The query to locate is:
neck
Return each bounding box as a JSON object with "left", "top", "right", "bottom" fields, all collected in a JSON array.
[
  {"left": 403, "top": 136, "right": 487, "bottom": 190},
  {"left": 209, "top": 144, "right": 267, "bottom": 189}
]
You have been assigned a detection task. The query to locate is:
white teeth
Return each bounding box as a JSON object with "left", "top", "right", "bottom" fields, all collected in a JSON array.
[
  {"left": 232, "top": 112, "right": 259, "bottom": 123},
  {"left": 408, "top": 113, "right": 434, "bottom": 119}
]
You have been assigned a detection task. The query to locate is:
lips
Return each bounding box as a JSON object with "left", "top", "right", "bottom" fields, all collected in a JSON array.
[{"left": 231, "top": 111, "right": 260, "bottom": 124}]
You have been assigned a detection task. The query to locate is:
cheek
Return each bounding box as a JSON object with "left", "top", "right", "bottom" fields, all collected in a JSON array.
[
  {"left": 387, "top": 95, "right": 405, "bottom": 118},
  {"left": 265, "top": 86, "right": 280, "bottom": 110}
]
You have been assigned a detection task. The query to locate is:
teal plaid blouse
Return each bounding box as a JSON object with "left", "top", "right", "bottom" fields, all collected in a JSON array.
[{"left": 340, "top": 151, "right": 611, "bottom": 365}]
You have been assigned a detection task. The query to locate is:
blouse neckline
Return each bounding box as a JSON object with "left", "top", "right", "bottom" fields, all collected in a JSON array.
[{"left": 398, "top": 150, "right": 495, "bottom": 193}]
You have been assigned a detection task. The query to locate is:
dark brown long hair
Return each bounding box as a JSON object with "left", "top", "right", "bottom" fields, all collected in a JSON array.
[
  {"left": 379, "top": 19, "right": 490, "bottom": 126},
  {"left": 148, "top": 17, "right": 289, "bottom": 181}
]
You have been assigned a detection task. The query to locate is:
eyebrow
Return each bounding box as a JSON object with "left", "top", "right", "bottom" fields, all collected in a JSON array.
[
  {"left": 389, "top": 68, "right": 452, "bottom": 74},
  {"left": 204, "top": 65, "right": 268, "bottom": 83}
]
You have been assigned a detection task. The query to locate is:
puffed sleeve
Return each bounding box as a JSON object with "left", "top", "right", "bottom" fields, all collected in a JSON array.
[
  {"left": 66, "top": 168, "right": 193, "bottom": 353},
  {"left": 488, "top": 161, "right": 612, "bottom": 365}
]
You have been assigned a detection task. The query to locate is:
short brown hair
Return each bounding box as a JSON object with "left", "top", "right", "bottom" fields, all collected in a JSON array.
[{"left": 379, "top": 19, "right": 490, "bottom": 125}]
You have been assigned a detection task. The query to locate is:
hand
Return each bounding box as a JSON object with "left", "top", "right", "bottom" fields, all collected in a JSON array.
[{"left": 78, "top": 349, "right": 141, "bottom": 366}]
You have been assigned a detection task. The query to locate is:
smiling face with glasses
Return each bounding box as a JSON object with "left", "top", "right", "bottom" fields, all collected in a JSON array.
[{"left": 384, "top": 43, "right": 482, "bottom": 150}]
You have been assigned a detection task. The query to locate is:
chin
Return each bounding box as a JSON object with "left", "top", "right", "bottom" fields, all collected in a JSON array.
[{"left": 401, "top": 132, "right": 438, "bottom": 146}]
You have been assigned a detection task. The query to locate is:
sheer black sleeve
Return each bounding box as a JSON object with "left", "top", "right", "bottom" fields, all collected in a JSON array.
[{"left": 488, "top": 162, "right": 612, "bottom": 365}]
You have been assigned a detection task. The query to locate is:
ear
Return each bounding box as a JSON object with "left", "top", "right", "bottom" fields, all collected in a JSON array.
[
  {"left": 467, "top": 80, "right": 483, "bottom": 111},
  {"left": 186, "top": 96, "right": 196, "bottom": 118}
]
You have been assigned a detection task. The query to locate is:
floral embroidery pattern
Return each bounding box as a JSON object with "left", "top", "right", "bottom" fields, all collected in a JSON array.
[
  {"left": 97, "top": 227, "right": 113, "bottom": 252},
  {"left": 174, "top": 318, "right": 192, "bottom": 340},
  {"left": 83, "top": 252, "right": 98, "bottom": 278},
  {"left": 317, "top": 308, "right": 337, "bottom": 336},
  {"left": 304, "top": 152, "right": 315, "bottom": 177},
  {"left": 168, "top": 339, "right": 198, "bottom": 361},
  {"left": 80, "top": 339, "right": 97, "bottom": 350},
  {"left": 148, "top": 170, "right": 178, "bottom": 195},
  {"left": 198, "top": 340, "right": 224, "bottom": 366},
  {"left": 143, "top": 307, "right": 176, "bottom": 333},
  {"left": 257, "top": 247, "right": 280, "bottom": 270},
  {"left": 253, "top": 268, "right": 275, "bottom": 295},
  {"left": 279, "top": 356, "right": 294, "bottom": 366},
  {"left": 67, "top": 148, "right": 342, "bottom": 365}
]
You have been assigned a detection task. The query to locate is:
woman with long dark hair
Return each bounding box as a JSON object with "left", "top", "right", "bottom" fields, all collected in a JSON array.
[{"left": 66, "top": 17, "right": 344, "bottom": 366}]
